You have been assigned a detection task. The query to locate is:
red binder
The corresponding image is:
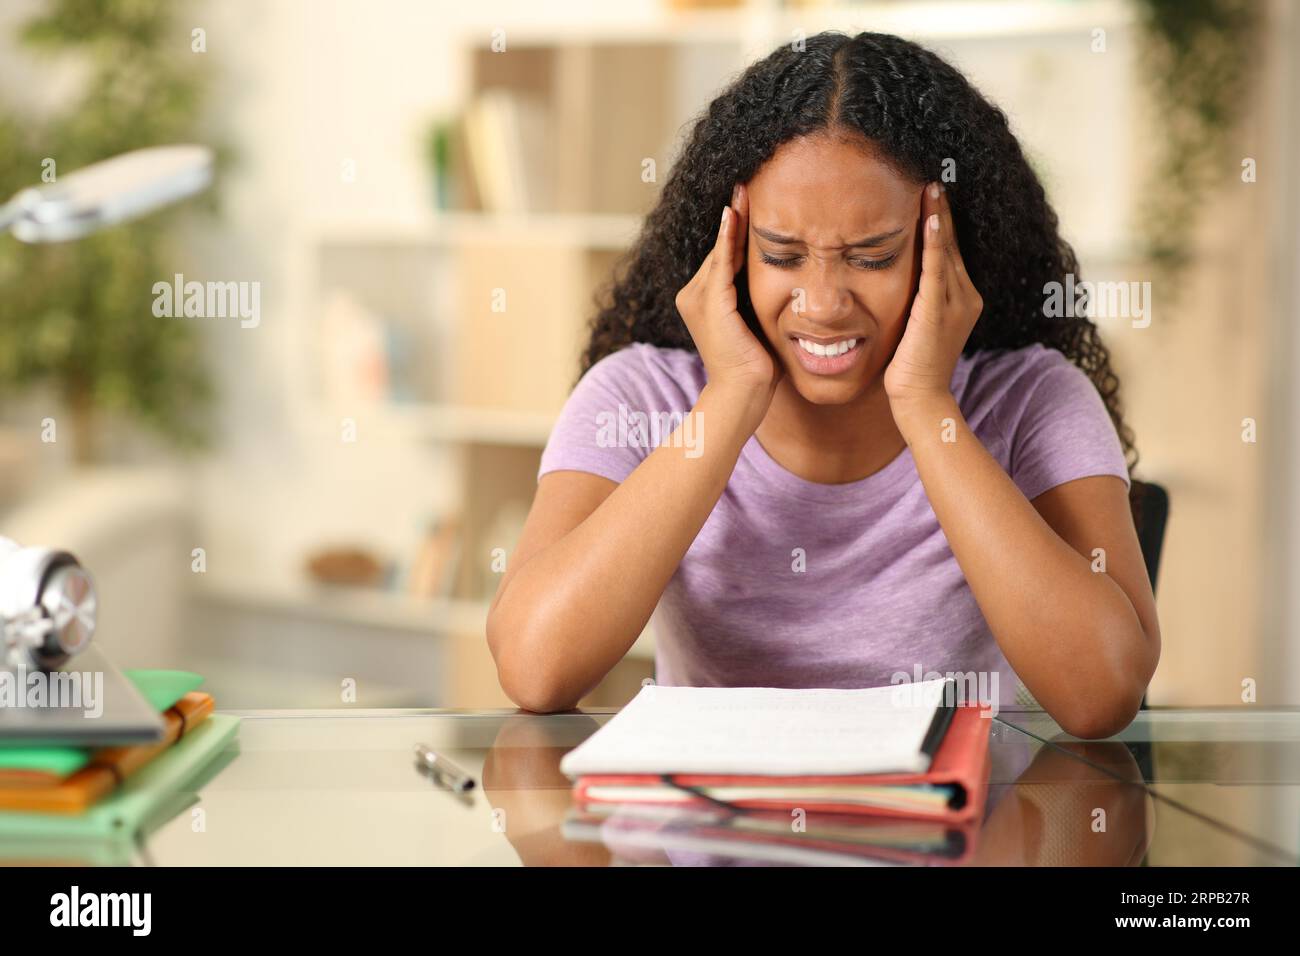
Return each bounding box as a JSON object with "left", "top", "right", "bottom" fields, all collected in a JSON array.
[{"left": 573, "top": 703, "right": 993, "bottom": 825}]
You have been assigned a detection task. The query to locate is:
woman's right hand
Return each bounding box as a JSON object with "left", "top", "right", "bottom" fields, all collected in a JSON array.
[{"left": 674, "top": 183, "right": 782, "bottom": 408}]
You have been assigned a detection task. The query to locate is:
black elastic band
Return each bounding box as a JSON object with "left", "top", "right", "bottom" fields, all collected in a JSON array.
[
  {"left": 918, "top": 677, "right": 959, "bottom": 766},
  {"left": 659, "top": 774, "right": 750, "bottom": 816}
]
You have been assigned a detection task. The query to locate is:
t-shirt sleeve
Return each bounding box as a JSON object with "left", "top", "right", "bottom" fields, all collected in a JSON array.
[
  {"left": 537, "top": 347, "right": 664, "bottom": 485},
  {"left": 1005, "top": 348, "right": 1131, "bottom": 501}
]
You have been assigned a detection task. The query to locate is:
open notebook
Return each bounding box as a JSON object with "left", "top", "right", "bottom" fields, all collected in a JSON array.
[{"left": 561, "top": 678, "right": 992, "bottom": 824}]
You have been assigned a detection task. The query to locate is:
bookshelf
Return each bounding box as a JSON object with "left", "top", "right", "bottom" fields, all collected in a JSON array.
[{"left": 285, "top": 34, "right": 748, "bottom": 706}]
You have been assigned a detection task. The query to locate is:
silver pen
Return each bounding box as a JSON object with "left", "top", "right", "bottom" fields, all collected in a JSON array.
[{"left": 414, "top": 743, "right": 476, "bottom": 792}]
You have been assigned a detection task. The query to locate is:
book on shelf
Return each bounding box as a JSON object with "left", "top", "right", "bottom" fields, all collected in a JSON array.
[
  {"left": 460, "top": 90, "right": 554, "bottom": 215},
  {"left": 407, "top": 515, "right": 463, "bottom": 600}
]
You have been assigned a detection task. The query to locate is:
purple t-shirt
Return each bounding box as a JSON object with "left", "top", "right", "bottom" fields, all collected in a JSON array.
[{"left": 538, "top": 342, "right": 1130, "bottom": 708}]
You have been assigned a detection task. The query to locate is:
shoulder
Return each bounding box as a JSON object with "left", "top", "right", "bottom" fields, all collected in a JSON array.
[
  {"left": 954, "top": 343, "right": 1094, "bottom": 433},
  {"left": 539, "top": 343, "right": 703, "bottom": 485},
  {"left": 955, "top": 344, "right": 1129, "bottom": 499},
  {"left": 578, "top": 343, "right": 705, "bottom": 413}
]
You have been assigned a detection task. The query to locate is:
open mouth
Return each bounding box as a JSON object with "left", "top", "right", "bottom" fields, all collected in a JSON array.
[{"left": 789, "top": 335, "right": 865, "bottom": 376}]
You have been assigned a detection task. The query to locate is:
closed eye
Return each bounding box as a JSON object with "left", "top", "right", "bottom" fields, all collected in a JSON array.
[{"left": 758, "top": 251, "right": 898, "bottom": 271}]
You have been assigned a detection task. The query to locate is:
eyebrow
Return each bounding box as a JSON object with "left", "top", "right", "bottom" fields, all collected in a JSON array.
[{"left": 752, "top": 224, "right": 906, "bottom": 248}]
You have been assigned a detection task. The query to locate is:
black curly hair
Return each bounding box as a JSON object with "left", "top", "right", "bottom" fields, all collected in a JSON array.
[{"left": 580, "top": 30, "right": 1136, "bottom": 470}]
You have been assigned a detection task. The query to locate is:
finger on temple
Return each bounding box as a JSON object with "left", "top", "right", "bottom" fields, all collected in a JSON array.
[
  {"left": 711, "top": 202, "right": 733, "bottom": 282},
  {"left": 919, "top": 207, "right": 946, "bottom": 301},
  {"left": 731, "top": 183, "right": 749, "bottom": 275}
]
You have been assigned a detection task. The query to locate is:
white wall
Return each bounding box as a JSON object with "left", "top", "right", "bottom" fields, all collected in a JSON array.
[{"left": 1266, "top": 0, "right": 1300, "bottom": 702}]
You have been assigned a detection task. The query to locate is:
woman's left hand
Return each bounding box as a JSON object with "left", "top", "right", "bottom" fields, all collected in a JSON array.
[{"left": 883, "top": 182, "right": 984, "bottom": 409}]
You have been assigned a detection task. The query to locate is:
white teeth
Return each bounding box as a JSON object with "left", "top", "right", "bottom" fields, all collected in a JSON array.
[{"left": 797, "top": 338, "right": 858, "bottom": 358}]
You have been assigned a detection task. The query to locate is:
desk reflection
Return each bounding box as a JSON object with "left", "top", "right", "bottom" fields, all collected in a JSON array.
[{"left": 481, "top": 714, "right": 1155, "bottom": 867}]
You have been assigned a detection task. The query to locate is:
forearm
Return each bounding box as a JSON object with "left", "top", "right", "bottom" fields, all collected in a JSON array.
[
  {"left": 489, "top": 383, "right": 765, "bottom": 710},
  {"left": 893, "top": 394, "right": 1154, "bottom": 734}
]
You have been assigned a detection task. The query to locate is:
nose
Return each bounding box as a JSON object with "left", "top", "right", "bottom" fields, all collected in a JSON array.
[{"left": 792, "top": 262, "right": 853, "bottom": 324}]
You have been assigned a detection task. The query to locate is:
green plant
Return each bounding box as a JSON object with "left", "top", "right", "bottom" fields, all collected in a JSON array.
[
  {"left": 424, "top": 116, "right": 454, "bottom": 211},
  {"left": 0, "top": 0, "right": 222, "bottom": 462},
  {"left": 1132, "top": 0, "right": 1260, "bottom": 287}
]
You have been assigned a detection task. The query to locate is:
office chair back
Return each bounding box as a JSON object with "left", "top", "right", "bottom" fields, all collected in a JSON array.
[
  {"left": 1127, "top": 479, "right": 1168, "bottom": 795},
  {"left": 1129, "top": 479, "right": 1169, "bottom": 595},
  {"left": 1129, "top": 479, "right": 1168, "bottom": 712}
]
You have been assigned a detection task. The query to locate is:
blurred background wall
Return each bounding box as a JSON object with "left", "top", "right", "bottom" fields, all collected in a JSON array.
[{"left": 0, "top": 0, "right": 1296, "bottom": 710}]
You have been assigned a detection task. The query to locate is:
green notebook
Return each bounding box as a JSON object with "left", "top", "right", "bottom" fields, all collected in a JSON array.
[
  {"left": 0, "top": 668, "right": 240, "bottom": 842},
  {"left": 0, "top": 713, "right": 240, "bottom": 841}
]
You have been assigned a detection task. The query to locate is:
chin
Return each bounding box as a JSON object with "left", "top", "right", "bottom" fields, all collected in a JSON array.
[{"left": 786, "top": 370, "right": 876, "bottom": 406}]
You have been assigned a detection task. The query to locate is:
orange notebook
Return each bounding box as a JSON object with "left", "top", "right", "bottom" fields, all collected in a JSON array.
[
  {"left": 0, "top": 691, "right": 214, "bottom": 813},
  {"left": 573, "top": 703, "right": 993, "bottom": 825}
]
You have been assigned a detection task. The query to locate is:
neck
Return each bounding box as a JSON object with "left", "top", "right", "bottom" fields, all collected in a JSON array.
[{"left": 755, "top": 377, "right": 908, "bottom": 485}]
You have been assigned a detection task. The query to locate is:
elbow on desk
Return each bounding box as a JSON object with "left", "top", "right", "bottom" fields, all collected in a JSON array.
[
  {"left": 1054, "top": 682, "right": 1147, "bottom": 741},
  {"left": 1048, "top": 614, "right": 1159, "bottom": 740},
  {"left": 486, "top": 615, "right": 584, "bottom": 714},
  {"left": 1058, "top": 706, "right": 1134, "bottom": 741},
  {"left": 499, "top": 668, "right": 582, "bottom": 714}
]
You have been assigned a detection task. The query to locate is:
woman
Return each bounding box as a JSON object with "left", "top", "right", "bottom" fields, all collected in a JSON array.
[{"left": 486, "top": 31, "right": 1160, "bottom": 738}]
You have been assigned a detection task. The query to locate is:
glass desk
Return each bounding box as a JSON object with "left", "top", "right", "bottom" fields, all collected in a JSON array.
[
  {"left": 5, "top": 707, "right": 1297, "bottom": 866},
  {"left": 996, "top": 708, "right": 1300, "bottom": 866}
]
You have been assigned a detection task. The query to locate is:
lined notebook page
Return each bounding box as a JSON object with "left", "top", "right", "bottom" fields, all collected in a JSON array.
[{"left": 560, "top": 679, "right": 950, "bottom": 777}]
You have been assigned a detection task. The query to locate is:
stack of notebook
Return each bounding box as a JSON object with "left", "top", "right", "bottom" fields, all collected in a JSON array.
[
  {"left": 562, "top": 803, "right": 977, "bottom": 867},
  {"left": 559, "top": 678, "right": 992, "bottom": 865},
  {"left": 0, "top": 669, "right": 240, "bottom": 841}
]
